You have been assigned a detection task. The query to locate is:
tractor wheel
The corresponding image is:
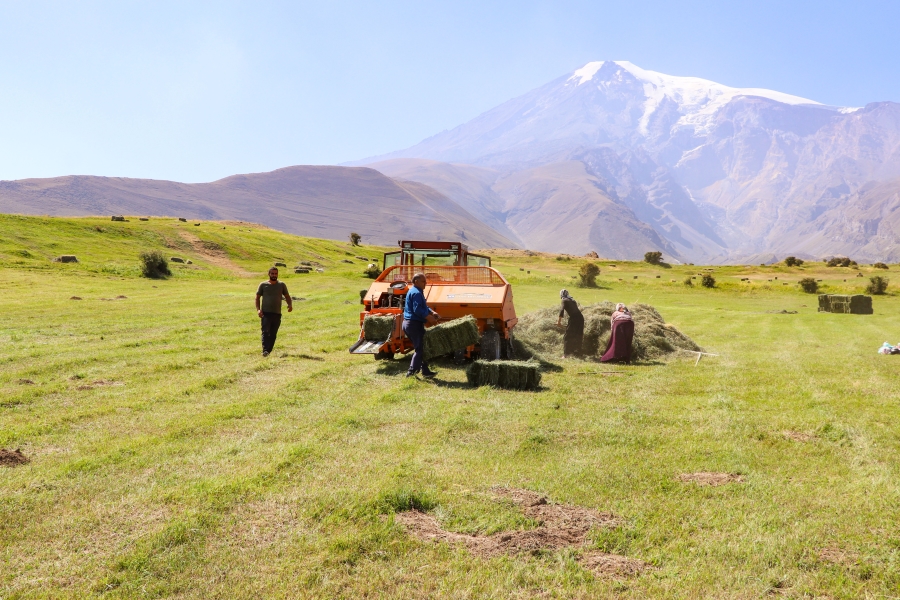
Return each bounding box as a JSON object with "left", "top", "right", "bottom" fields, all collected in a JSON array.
[{"left": 480, "top": 330, "right": 501, "bottom": 361}]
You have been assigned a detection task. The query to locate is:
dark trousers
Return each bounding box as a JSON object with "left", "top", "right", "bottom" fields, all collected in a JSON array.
[
  {"left": 402, "top": 319, "right": 428, "bottom": 374},
  {"left": 261, "top": 312, "right": 282, "bottom": 353}
]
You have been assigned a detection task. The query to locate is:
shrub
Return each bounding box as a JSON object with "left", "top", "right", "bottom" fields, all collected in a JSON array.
[
  {"left": 826, "top": 256, "right": 856, "bottom": 267},
  {"left": 683, "top": 276, "right": 693, "bottom": 286},
  {"left": 866, "top": 276, "right": 889, "bottom": 295},
  {"left": 784, "top": 256, "right": 804, "bottom": 267},
  {"left": 644, "top": 251, "right": 663, "bottom": 265},
  {"left": 578, "top": 263, "right": 600, "bottom": 287},
  {"left": 139, "top": 250, "right": 171, "bottom": 279},
  {"left": 799, "top": 277, "right": 818, "bottom": 293},
  {"left": 350, "top": 232, "right": 361, "bottom": 246},
  {"left": 873, "top": 262, "right": 889, "bottom": 270},
  {"left": 700, "top": 274, "right": 716, "bottom": 288},
  {"left": 363, "top": 264, "right": 381, "bottom": 279}
]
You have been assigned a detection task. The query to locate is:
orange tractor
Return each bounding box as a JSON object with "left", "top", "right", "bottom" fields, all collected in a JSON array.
[{"left": 349, "top": 240, "right": 518, "bottom": 360}]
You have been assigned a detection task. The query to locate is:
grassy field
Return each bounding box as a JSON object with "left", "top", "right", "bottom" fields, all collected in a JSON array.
[{"left": 2, "top": 215, "right": 900, "bottom": 598}]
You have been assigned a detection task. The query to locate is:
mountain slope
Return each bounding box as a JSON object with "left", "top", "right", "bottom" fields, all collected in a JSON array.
[
  {"left": 0, "top": 166, "right": 518, "bottom": 249},
  {"left": 362, "top": 61, "right": 900, "bottom": 262}
]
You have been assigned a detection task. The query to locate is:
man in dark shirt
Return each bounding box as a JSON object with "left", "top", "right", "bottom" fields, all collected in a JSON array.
[
  {"left": 255, "top": 267, "right": 292, "bottom": 356},
  {"left": 402, "top": 273, "right": 440, "bottom": 378}
]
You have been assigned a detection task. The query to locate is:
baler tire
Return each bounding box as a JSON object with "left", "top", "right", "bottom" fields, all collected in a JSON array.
[
  {"left": 480, "top": 330, "right": 501, "bottom": 361},
  {"left": 503, "top": 334, "right": 516, "bottom": 360}
]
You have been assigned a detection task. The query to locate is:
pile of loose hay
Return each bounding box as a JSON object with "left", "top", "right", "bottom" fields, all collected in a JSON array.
[
  {"left": 513, "top": 301, "right": 701, "bottom": 361},
  {"left": 424, "top": 316, "right": 480, "bottom": 360},
  {"left": 363, "top": 315, "right": 396, "bottom": 341},
  {"left": 466, "top": 359, "right": 541, "bottom": 390}
]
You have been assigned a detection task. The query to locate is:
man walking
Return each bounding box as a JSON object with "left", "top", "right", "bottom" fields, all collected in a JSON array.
[
  {"left": 402, "top": 273, "right": 439, "bottom": 378},
  {"left": 255, "top": 267, "right": 292, "bottom": 356}
]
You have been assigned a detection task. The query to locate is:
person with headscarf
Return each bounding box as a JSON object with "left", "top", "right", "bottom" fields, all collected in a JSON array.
[
  {"left": 601, "top": 303, "right": 634, "bottom": 363},
  {"left": 556, "top": 289, "right": 584, "bottom": 358}
]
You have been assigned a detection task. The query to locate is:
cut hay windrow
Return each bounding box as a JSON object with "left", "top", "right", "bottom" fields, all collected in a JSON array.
[
  {"left": 466, "top": 359, "right": 541, "bottom": 390},
  {"left": 424, "top": 315, "right": 480, "bottom": 360},
  {"left": 513, "top": 301, "right": 701, "bottom": 362},
  {"left": 363, "top": 315, "right": 396, "bottom": 341}
]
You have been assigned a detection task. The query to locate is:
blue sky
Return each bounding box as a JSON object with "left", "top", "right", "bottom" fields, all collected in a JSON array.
[{"left": 1, "top": 0, "right": 897, "bottom": 182}]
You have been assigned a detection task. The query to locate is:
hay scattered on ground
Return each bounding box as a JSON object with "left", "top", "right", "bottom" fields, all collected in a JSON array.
[
  {"left": 818, "top": 547, "right": 858, "bottom": 565},
  {"left": 395, "top": 487, "right": 642, "bottom": 577},
  {"left": 513, "top": 301, "right": 701, "bottom": 361},
  {"left": 466, "top": 360, "right": 541, "bottom": 390},
  {"left": 677, "top": 472, "right": 744, "bottom": 486},
  {"left": 0, "top": 448, "right": 29, "bottom": 467},
  {"left": 424, "top": 316, "right": 480, "bottom": 359},
  {"left": 363, "top": 315, "right": 395, "bottom": 341}
]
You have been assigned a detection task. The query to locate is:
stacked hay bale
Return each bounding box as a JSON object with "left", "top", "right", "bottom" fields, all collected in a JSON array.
[
  {"left": 818, "top": 294, "right": 873, "bottom": 314},
  {"left": 424, "top": 315, "right": 480, "bottom": 360},
  {"left": 514, "top": 301, "right": 701, "bottom": 361},
  {"left": 363, "top": 315, "right": 396, "bottom": 341},
  {"left": 466, "top": 360, "right": 541, "bottom": 390}
]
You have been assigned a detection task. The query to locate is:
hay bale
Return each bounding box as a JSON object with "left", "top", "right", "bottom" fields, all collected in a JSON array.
[
  {"left": 54, "top": 255, "right": 78, "bottom": 263},
  {"left": 819, "top": 294, "right": 872, "bottom": 314},
  {"left": 139, "top": 217, "right": 149, "bottom": 221},
  {"left": 363, "top": 315, "right": 396, "bottom": 341},
  {"left": 424, "top": 316, "right": 480, "bottom": 360},
  {"left": 111, "top": 215, "right": 125, "bottom": 221},
  {"left": 513, "top": 302, "right": 701, "bottom": 362},
  {"left": 170, "top": 257, "right": 185, "bottom": 263},
  {"left": 466, "top": 360, "right": 541, "bottom": 390},
  {"left": 274, "top": 262, "right": 286, "bottom": 267},
  {"left": 178, "top": 218, "right": 187, "bottom": 222}
]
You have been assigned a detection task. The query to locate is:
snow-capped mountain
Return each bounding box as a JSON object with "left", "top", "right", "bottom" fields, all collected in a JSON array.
[{"left": 364, "top": 61, "right": 900, "bottom": 263}]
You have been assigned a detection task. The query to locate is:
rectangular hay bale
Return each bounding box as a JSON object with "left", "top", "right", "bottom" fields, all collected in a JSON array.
[
  {"left": 424, "top": 315, "right": 480, "bottom": 360},
  {"left": 466, "top": 360, "right": 541, "bottom": 390},
  {"left": 363, "top": 315, "right": 395, "bottom": 341},
  {"left": 817, "top": 294, "right": 872, "bottom": 314}
]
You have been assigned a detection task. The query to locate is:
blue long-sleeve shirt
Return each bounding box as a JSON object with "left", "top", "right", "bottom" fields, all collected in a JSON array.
[{"left": 403, "top": 286, "right": 432, "bottom": 322}]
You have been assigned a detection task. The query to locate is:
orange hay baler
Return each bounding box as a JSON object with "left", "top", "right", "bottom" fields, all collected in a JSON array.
[{"left": 349, "top": 240, "right": 518, "bottom": 360}]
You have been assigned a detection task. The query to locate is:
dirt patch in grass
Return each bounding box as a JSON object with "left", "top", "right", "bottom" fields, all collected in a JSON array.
[
  {"left": 783, "top": 430, "right": 815, "bottom": 442},
  {"left": 75, "top": 380, "right": 123, "bottom": 391},
  {"left": 177, "top": 230, "right": 253, "bottom": 277},
  {"left": 580, "top": 551, "right": 649, "bottom": 577},
  {"left": 0, "top": 448, "right": 29, "bottom": 467},
  {"left": 17, "top": 379, "right": 35, "bottom": 385},
  {"left": 396, "top": 487, "right": 640, "bottom": 577},
  {"left": 678, "top": 472, "right": 744, "bottom": 486},
  {"left": 818, "top": 547, "right": 858, "bottom": 565}
]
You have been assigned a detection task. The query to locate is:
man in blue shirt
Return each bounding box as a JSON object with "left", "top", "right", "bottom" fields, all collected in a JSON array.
[{"left": 403, "top": 273, "right": 440, "bottom": 377}]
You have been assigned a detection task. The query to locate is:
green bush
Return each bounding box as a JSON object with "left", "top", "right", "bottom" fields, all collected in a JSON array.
[
  {"left": 784, "top": 256, "right": 804, "bottom": 267},
  {"left": 349, "top": 232, "right": 361, "bottom": 246},
  {"left": 363, "top": 264, "right": 380, "bottom": 279},
  {"left": 873, "top": 262, "right": 889, "bottom": 270},
  {"left": 644, "top": 251, "right": 663, "bottom": 265},
  {"left": 799, "top": 277, "right": 818, "bottom": 293},
  {"left": 683, "top": 276, "right": 693, "bottom": 286},
  {"left": 139, "top": 250, "right": 171, "bottom": 279},
  {"left": 866, "top": 276, "right": 889, "bottom": 295},
  {"left": 578, "top": 262, "right": 600, "bottom": 287},
  {"left": 701, "top": 274, "right": 716, "bottom": 288},
  {"left": 826, "top": 256, "right": 857, "bottom": 267}
]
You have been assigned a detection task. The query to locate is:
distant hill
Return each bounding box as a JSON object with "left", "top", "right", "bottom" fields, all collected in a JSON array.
[
  {"left": 0, "top": 165, "right": 518, "bottom": 249},
  {"left": 359, "top": 61, "right": 900, "bottom": 263}
]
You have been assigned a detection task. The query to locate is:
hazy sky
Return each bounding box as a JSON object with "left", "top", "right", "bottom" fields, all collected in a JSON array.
[{"left": 1, "top": 0, "right": 897, "bottom": 182}]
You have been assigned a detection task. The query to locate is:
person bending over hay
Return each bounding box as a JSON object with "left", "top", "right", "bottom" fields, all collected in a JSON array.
[
  {"left": 601, "top": 303, "right": 634, "bottom": 363},
  {"left": 556, "top": 289, "right": 584, "bottom": 358}
]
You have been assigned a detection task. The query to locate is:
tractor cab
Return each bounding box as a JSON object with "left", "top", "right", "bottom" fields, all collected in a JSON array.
[{"left": 382, "top": 241, "right": 492, "bottom": 271}]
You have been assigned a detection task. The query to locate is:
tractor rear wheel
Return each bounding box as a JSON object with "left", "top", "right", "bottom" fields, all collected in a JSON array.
[
  {"left": 480, "top": 330, "right": 501, "bottom": 361},
  {"left": 502, "top": 333, "right": 516, "bottom": 360}
]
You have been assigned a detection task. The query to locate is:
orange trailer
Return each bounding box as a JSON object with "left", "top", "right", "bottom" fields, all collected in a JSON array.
[{"left": 349, "top": 241, "right": 518, "bottom": 360}]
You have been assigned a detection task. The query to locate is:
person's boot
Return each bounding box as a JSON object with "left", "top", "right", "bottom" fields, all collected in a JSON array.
[{"left": 421, "top": 366, "right": 437, "bottom": 378}]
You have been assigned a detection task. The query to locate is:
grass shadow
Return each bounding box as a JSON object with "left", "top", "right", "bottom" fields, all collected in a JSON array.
[{"left": 279, "top": 352, "right": 325, "bottom": 361}]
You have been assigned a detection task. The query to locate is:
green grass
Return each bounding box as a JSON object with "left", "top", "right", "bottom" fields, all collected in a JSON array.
[{"left": 2, "top": 215, "right": 900, "bottom": 598}]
